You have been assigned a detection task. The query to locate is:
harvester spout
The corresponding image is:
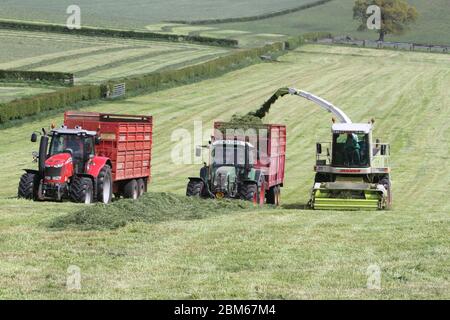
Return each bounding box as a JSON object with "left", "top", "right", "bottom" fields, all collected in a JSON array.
[
  {"left": 250, "top": 87, "right": 353, "bottom": 124},
  {"left": 287, "top": 88, "right": 353, "bottom": 124}
]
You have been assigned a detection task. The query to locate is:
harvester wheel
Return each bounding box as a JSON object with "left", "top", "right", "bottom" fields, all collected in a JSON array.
[
  {"left": 123, "top": 179, "right": 138, "bottom": 200},
  {"left": 97, "top": 165, "right": 112, "bottom": 204},
  {"left": 70, "top": 176, "right": 94, "bottom": 204},
  {"left": 137, "top": 179, "right": 146, "bottom": 197},
  {"left": 18, "top": 172, "right": 39, "bottom": 200},
  {"left": 186, "top": 180, "right": 204, "bottom": 197},
  {"left": 239, "top": 183, "right": 257, "bottom": 203},
  {"left": 380, "top": 176, "right": 392, "bottom": 210}
]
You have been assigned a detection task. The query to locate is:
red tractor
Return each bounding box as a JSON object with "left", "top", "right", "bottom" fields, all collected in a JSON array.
[{"left": 18, "top": 112, "right": 153, "bottom": 204}]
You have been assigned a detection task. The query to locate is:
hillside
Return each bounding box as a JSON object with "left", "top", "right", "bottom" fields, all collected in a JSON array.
[
  {"left": 0, "top": 45, "right": 448, "bottom": 299},
  {"left": 206, "top": 0, "right": 450, "bottom": 45}
]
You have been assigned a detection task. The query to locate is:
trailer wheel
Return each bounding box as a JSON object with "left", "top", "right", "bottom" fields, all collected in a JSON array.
[
  {"left": 137, "top": 178, "right": 146, "bottom": 198},
  {"left": 186, "top": 180, "right": 204, "bottom": 197},
  {"left": 239, "top": 183, "right": 257, "bottom": 203},
  {"left": 97, "top": 165, "right": 112, "bottom": 204},
  {"left": 266, "top": 186, "right": 276, "bottom": 204},
  {"left": 275, "top": 185, "right": 281, "bottom": 206},
  {"left": 123, "top": 179, "right": 138, "bottom": 200},
  {"left": 18, "top": 172, "right": 39, "bottom": 200},
  {"left": 70, "top": 176, "right": 94, "bottom": 204}
]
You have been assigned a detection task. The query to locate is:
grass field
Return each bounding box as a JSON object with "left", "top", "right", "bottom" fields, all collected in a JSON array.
[
  {"left": 0, "top": 45, "right": 448, "bottom": 299},
  {"left": 2, "top": 0, "right": 449, "bottom": 46},
  {"left": 0, "top": 0, "right": 317, "bottom": 27},
  {"left": 0, "top": 30, "right": 230, "bottom": 84}
]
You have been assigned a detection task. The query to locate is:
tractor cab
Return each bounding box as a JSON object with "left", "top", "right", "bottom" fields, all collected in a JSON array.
[
  {"left": 315, "top": 123, "right": 390, "bottom": 171},
  {"left": 47, "top": 126, "right": 98, "bottom": 175},
  {"left": 207, "top": 140, "right": 256, "bottom": 198}
]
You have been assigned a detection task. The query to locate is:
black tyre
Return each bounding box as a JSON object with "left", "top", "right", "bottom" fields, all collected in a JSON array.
[
  {"left": 186, "top": 180, "right": 204, "bottom": 197},
  {"left": 266, "top": 186, "right": 276, "bottom": 205},
  {"left": 123, "top": 179, "right": 138, "bottom": 199},
  {"left": 239, "top": 183, "right": 257, "bottom": 203},
  {"left": 97, "top": 165, "right": 112, "bottom": 204},
  {"left": 137, "top": 178, "right": 146, "bottom": 198},
  {"left": 18, "top": 172, "right": 39, "bottom": 200},
  {"left": 70, "top": 176, "right": 94, "bottom": 204},
  {"left": 379, "top": 176, "right": 392, "bottom": 210},
  {"left": 274, "top": 185, "right": 281, "bottom": 206}
]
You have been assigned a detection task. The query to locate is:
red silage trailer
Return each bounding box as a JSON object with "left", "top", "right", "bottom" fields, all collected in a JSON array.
[{"left": 64, "top": 111, "right": 153, "bottom": 199}]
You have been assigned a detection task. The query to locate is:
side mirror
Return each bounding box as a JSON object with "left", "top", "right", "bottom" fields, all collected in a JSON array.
[
  {"left": 95, "top": 137, "right": 101, "bottom": 145},
  {"left": 195, "top": 146, "right": 202, "bottom": 158},
  {"left": 31, "top": 133, "right": 37, "bottom": 143},
  {"left": 316, "top": 143, "right": 322, "bottom": 154}
]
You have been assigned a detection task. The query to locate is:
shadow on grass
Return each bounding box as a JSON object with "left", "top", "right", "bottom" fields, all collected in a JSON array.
[{"left": 281, "top": 203, "right": 310, "bottom": 210}]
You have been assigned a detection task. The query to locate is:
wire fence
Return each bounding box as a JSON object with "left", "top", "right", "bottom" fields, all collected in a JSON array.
[{"left": 317, "top": 36, "right": 450, "bottom": 54}]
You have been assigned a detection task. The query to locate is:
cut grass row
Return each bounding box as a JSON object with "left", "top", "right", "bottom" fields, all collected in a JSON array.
[
  {"left": 0, "top": 29, "right": 231, "bottom": 84},
  {"left": 0, "top": 45, "right": 448, "bottom": 298}
]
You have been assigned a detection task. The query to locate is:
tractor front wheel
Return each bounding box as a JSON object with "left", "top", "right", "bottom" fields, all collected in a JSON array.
[
  {"left": 186, "top": 180, "right": 204, "bottom": 197},
  {"left": 239, "top": 183, "right": 257, "bottom": 203},
  {"left": 18, "top": 172, "right": 40, "bottom": 200},
  {"left": 70, "top": 176, "right": 94, "bottom": 204}
]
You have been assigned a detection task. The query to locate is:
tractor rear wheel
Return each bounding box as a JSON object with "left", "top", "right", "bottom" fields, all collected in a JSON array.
[
  {"left": 70, "top": 176, "right": 94, "bottom": 204},
  {"left": 97, "top": 165, "right": 112, "bottom": 204},
  {"left": 137, "top": 178, "right": 146, "bottom": 197},
  {"left": 186, "top": 180, "right": 204, "bottom": 197},
  {"left": 239, "top": 183, "right": 257, "bottom": 203},
  {"left": 18, "top": 172, "right": 39, "bottom": 200},
  {"left": 123, "top": 179, "right": 138, "bottom": 200}
]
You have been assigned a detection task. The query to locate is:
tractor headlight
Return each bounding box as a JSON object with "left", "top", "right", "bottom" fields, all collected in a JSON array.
[{"left": 52, "top": 163, "right": 64, "bottom": 168}]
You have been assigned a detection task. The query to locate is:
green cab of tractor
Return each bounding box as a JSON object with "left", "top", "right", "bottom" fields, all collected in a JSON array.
[{"left": 186, "top": 139, "right": 264, "bottom": 204}]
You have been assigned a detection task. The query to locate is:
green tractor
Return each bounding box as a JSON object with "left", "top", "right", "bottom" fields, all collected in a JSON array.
[
  {"left": 186, "top": 122, "right": 286, "bottom": 205},
  {"left": 187, "top": 139, "right": 266, "bottom": 204}
]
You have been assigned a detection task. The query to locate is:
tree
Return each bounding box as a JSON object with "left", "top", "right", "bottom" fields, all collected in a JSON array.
[{"left": 353, "top": 0, "right": 418, "bottom": 42}]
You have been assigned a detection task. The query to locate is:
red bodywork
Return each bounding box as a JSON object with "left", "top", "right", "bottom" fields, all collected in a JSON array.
[
  {"left": 213, "top": 122, "right": 286, "bottom": 189},
  {"left": 63, "top": 111, "right": 153, "bottom": 192}
]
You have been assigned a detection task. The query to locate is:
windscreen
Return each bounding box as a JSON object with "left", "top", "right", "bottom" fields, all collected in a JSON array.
[
  {"left": 212, "top": 144, "right": 255, "bottom": 166},
  {"left": 332, "top": 133, "right": 370, "bottom": 167}
]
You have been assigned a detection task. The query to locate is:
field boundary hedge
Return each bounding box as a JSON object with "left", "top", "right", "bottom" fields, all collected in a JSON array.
[
  {"left": 0, "top": 19, "right": 238, "bottom": 48},
  {"left": 0, "top": 70, "right": 74, "bottom": 86},
  {"left": 166, "top": 0, "right": 335, "bottom": 25},
  {"left": 0, "top": 34, "right": 318, "bottom": 124}
]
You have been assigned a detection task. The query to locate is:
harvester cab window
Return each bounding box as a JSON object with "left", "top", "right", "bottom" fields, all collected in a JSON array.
[{"left": 332, "top": 133, "right": 369, "bottom": 167}]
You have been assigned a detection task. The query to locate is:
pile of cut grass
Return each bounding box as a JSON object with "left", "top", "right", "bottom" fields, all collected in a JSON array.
[
  {"left": 229, "top": 113, "right": 263, "bottom": 124},
  {"left": 48, "top": 192, "right": 271, "bottom": 231}
]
